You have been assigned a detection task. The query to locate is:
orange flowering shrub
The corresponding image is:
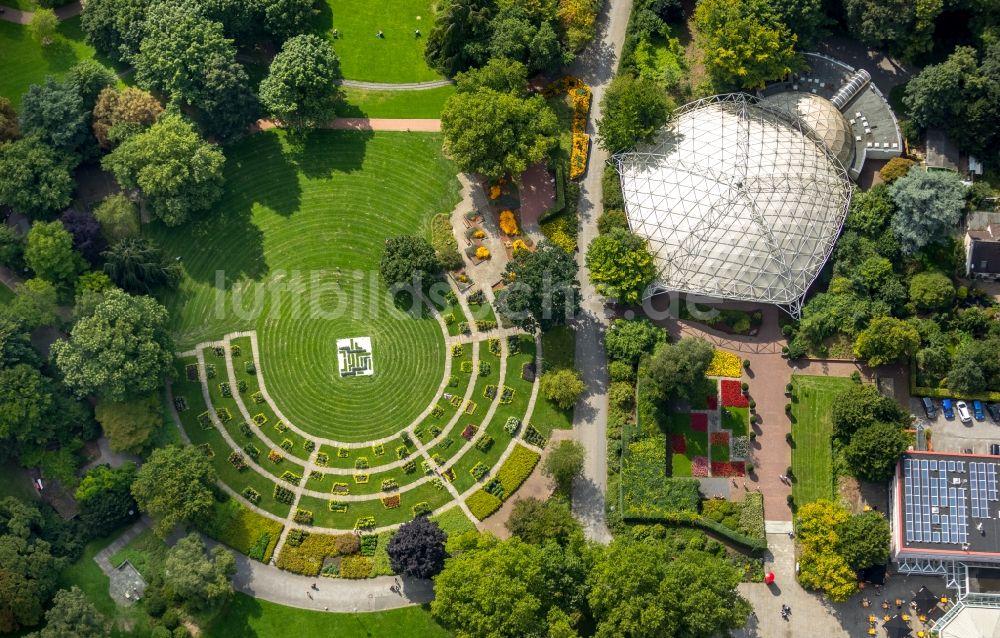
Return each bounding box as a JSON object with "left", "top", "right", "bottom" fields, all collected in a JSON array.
[
  {"left": 489, "top": 184, "right": 501, "bottom": 200},
  {"left": 499, "top": 210, "right": 520, "bottom": 235},
  {"left": 476, "top": 246, "right": 491, "bottom": 260},
  {"left": 545, "top": 77, "right": 592, "bottom": 180},
  {"left": 570, "top": 132, "right": 590, "bottom": 179}
]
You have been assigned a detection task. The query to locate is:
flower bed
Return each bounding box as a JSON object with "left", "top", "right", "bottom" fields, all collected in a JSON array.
[
  {"left": 499, "top": 210, "right": 520, "bottom": 235},
  {"left": 570, "top": 132, "right": 590, "bottom": 180},
  {"left": 381, "top": 478, "right": 398, "bottom": 491},
  {"left": 470, "top": 462, "right": 490, "bottom": 481},
  {"left": 720, "top": 380, "right": 748, "bottom": 407},
  {"left": 198, "top": 443, "right": 215, "bottom": 458},
  {"left": 411, "top": 501, "right": 431, "bottom": 517},
  {"left": 467, "top": 490, "right": 502, "bottom": 520},
  {"left": 280, "top": 438, "right": 293, "bottom": 451},
  {"left": 251, "top": 391, "right": 265, "bottom": 404},
  {"left": 331, "top": 482, "right": 349, "bottom": 494},
  {"left": 706, "top": 349, "right": 742, "bottom": 378},
  {"left": 381, "top": 494, "right": 401, "bottom": 509},
  {"left": 706, "top": 394, "right": 717, "bottom": 410},
  {"left": 395, "top": 445, "right": 409, "bottom": 459},
  {"left": 228, "top": 451, "right": 247, "bottom": 471},
  {"left": 244, "top": 443, "right": 259, "bottom": 459},
  {"left": 690, "top": 413, "right": 708, "bottom": 432},
  {"left": 711, "top": 461, "right": 746, "bottom": 477},
  {"left": 186, "top": 364, "right": 199, "bottom": 381},
  {"left": 496, "top": 445, "right": 540, "bottom": 497},
  {"left": 252, "top": 413, "right": 267, "bottom": 426},
  {"left": 200, "top": 497, "right": 283, "bottom": 563},
  {"left": 316, "top": 452, "right": 329, "bottom": 466},
  {"left": 710, "top": 432, "right": 729, "bottom": 446},
  {"left": 273, "top": 421, "right": 287, "bottom": 433},
  {"left": 294, "top": 509, "right": 313, "bottom": 525},
  {"left": 691, "top": 456, "right": 710, "bottom": 477},
  {"left": 242, "top": 487, "right": 260, "bottom": 504},
  {"left": 475, "top": 434, "right": 493, "bottom": 452},
  {"left": 671, "top": 433, "right": 686, "bottom": 453},
  {"left": 732, "top": 436, "right": 751, "bottom": 459},
  {"left": 267, "top": 449, "right": 282, "bottom": 463},
  {"left": 281, "top": 471, "right": 301, "bottom": 485},
  {"left": 328, "top": 501, "right": 348, "bottom": 513},
  {"left": 216, "top": 407, "right": 232, "bottom": 423},
  {"left": 274, "top": 485, "right": 295, "bottom": 504},
  {"left": 354, "top": 473, "right": 369, "bottom": 484},
  {"left": 523, "top": 424, "right": 546, "bottom": 448},
  {"left": 504, "top": 416, "right": 521, "bottom": 435},
  {"left": 461, "top": 424, "right": 478, "bottom": 440},
  {"left": 354, "top": 516, "right": 376, "bottom": 531}
]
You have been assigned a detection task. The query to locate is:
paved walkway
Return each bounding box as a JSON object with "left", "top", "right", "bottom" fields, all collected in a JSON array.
[
  {"left": 0, "top": 0, "right": 81, "bottom": 24},
  {"left": 255, "top": 118, "right": 440, "bottom": 133},
  {"left": 566, "top": 0, "right": 633, "bottom": 544},
  {"left": 339, "top": 78, "right": 453, "bottom": 91}
]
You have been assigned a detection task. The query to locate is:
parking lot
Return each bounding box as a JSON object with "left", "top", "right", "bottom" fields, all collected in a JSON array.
[{"left": 909, "top": 397, "right": 1000, "bottom": 455}]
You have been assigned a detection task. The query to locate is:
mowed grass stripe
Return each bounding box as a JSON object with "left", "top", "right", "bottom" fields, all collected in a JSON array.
[
  {"left": 790, "top": 375, "right": 855, "bottom": 505},
  {"left": 151, "top": 131, "right": 460, "bottom": 443}
]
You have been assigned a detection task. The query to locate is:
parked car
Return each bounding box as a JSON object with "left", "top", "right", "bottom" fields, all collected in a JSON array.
[
  {"left": 991, "top": 443, "right": 1000, "bottom": 456},
  {"left": 988, "top": 403, "right": 1000, "bottom": 423},
  {"left": 973, "top": 400, "right": 986, "bottom": 422},
  {"left": 942, "top": 399, "right": 955, "bottom": 420},
  {"left": 957, "top": 401, "right": 972, "bottom": 423},
  {"left": 921, "top": 397, "right": 938, "bottom": 419}
]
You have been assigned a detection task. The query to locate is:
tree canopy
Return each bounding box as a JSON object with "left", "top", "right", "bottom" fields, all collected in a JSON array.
[
  {"left": 92, "top": 86, "right": 163, "bottom": 148},
  {"left": 260, "top": 34, "right": 342, "bottom": 129},
  {"left": 93, "top": 194, "right": 140, "bottom": 243},
  {"left": 379, "top": 236, "right": 441, "bottom": 289},
  {"left": 163, "top": 533, "right": 236, "bottom": 610},
  {"left": 830, "top": 383, "right": 908, "bottom": 441},
  {"left": 496, "top": 242, "right": 579, "bottom": 329},
  {"left": 844, "top": 0, "right": 942, "bottom": 59},
  {"left": 75, "top": 462, "right": 139, "bottom": 538},
  {"left": 102, "top": 237, "right": 182, "bottom": 294},
  {"left": 646, "top": 337, "right": 714, "bottom": 401},
  {"left": 0, "top": 497, "right": 63, "bottom": 632},
  {"left": 132, "top": 445, "right": 217, "bottom": 537},
  {"left": 585, "top": 228, "right": 656, "bottom": 304},
  {"left": 604, "top": 318, "right": 666, "bottom": 364},
  {"left": 889, "top": 160, "right": 966, "bottom": 256},
  {"left": 540, "top": 369, "right": 586, "bottom": 410},
  {"left": 102, "top": 114, "right": 226, "bottom": 226},
  {"left": 95, "top": 394, "right": 163, "bottom": 454},
  {"left": 387, "top": 516, "right": 448, "bottom": 579},
  {"left": 542, "top": 440, "right": 586, "bottom": 492},
  {"left": 52, "top": 288, "right": 174, "bottom": 402},
  {"left": 0, "top": 136, "right": 75, "bottom": 219},
  {"left": 853, "top": 316, "right": 920, "bottom": 366},
  {"left": 25, "top": 221, "right": 80, "bottom": 288},
  {"left": 59, "top": 208, "right": 106, "bottom": 265},
  {"left": 506, "top": 497, "right": 581, "bottom": 546},
  {"left": 25, "top": 586, "right": 107, "bottom": 638},
  {"left": 596, "top": 73, "right": 672, "bottom": 152},
  {"left": 844, "top": 421, "right": 909, "bottom": 482},
  {"left": 908, "top": 271, "right": 955, "bottom": 311}
]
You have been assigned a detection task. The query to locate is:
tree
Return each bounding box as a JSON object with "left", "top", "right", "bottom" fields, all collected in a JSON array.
[
  {"left": 597, "top": 209, "right": 629, "bottom": 235},
  {"left": 539, "top": 369, "right": 586, "bottom": 411},
  {"left": 496, "top": 242, "right": 579, "bottom": 329},
  {"left": 797, "top": 548, "right": 857, "bottom": 602},
  {"left": 947, "top": 337, "right": 1000, "bottom": 396},
  {"left": 585, "top": 228, "right": 656, "bottom": 304},
  {"left": 259, "top": 34, "right": 341, "bottom": 129},
  {"left": 92, "top": 86, "right": 163, "bottom": 148},
  {"left": 794, "top": 499, "right": 858, "bottom": 602},
  {"left": 29, "top": 8, "right": 58, "bottom": 45},
  {"left": 542, "top": 440, "right": 585, "bottom": 492},
  {"left": 10, "top": 278, "right": 58, "bottom": 329},
  {"left": 0, "top": 136, "right": 75, "bottom": 218},
  {"left": 844, "top": 422, "right": 909, "bottom": 482},
  {"left": 890, "top": 169, "right": 966, "bottom": 255},
  {"left": 831, "top": 383, "right": 908, "bottom": 441},
  {"left": 879, "top": 157, "right": 914, "bottom": 183},
  {"left": 908, "top": 271, "right": 954, "bottom": 311},
  {"left": 75, "top": 463, "right": 139, "bottom": 538},
  {"left": 596, "top": 73, "right": 671, "bottom": 152},
  {"left": 454, "top": 57, "right": 529, "bottom": 95},
  {"left": 604, "top": 318, "right": 666, "bottom": 364},
  {"left": 163, "top": 533, "right": 235, "bottom": 610},
  {"left": 59, "top": 209, "right": 107, "bottom": 264},
  {"left": 646, "top": 337, "right": 714, "bottom": 401},
  {"left": 694, "top": 0, "right": 801, "bottom": 90},
  {"left": 0, "top": 310, "right": 39, "bottom": 368},
  {"left": 19, "top": 77, "right": 91, "bottom": 157},
  {"left": 853, "top": 316, "right": 920, "bottom": 366},
  {"left": 93, "top": 194, "right": 140, "bottom": 242},
  {"left": 379, "top": 236, "right": 440, "bottom": 288},
  {"left": 0, "top": 97, "right": 18, "bottom": 142},
  {"left": 25, "top": 586, "right": 107, "bottom": 638},
  {"left": 903, "top": 46, "right": 978, "bottom": 131},
  {"left": 65, "top": 60, "right": 118, "bottom": 113},
  {"left": 487, "top": 5, "right": 564, "bottom": 75},
  {"left": 95, "top": 394, "right": 163, "bottom": 454},
  {"left": 838, "top": 511, "right": 890, "bottom": 570},
  {"left": 132, "top": 446, "right": 217, "bottom": 537},
  {"left": 0, "top": 497, "right": 62, "bottom": 633},
  {"left": 386, "top": 516, "right": 447, "bottom": 579},
  {"left": 425, "top": 0, "right": 496, "bottom": 77},
  {"left": 767, "top": 0, "right": 827, "bottom": 47},
  {"left": 260, "top": 0, "right": 317, "bottom": 40},
  {"left": 132, "top": 2, "right": 257, "bottom": 139},
  {"left": 442, "top": 84, "right": 557, "bottom": 179},
  {"left": 506, "top": 497, "right": 581, "bottom": 545},
  {"left": 102, "top": 114, "right": 225, "bottom": 226},
  {"left": 102, "top": 238, "right": 182, "bottom": 294},
  {"left": 25, "top": 221, "right": 80, "bottom": 287},
  {"left": 589, "top": 538, "right": 751, "bottom": 637},
  {"left": 0, "top": 364, "right": 54, "bottom": 447},
  {"left": 844, "top": 0, "right": 941, "bottom": 59},
  {"left": 80, "top": 0, "right": 156, "bottom": 62},
  {"left": 52, "top": 288, "right": 174, "bottom": 402}
]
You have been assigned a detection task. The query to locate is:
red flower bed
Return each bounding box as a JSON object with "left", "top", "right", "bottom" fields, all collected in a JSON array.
[
  {"left": 706, "top": 395, "right": 718, "bottom": 410},
  {"left": 710, "top": 432, "right": 729, "bottom": 445},
  {"left": 720, "top": 380, "right": 748, "bottom": 407},
  {"left": 691, "top": 456, "right": 709, "bottom": 477},
  {"left": 690, "top": 413, "right": 708, "bottom": 432},
  {"left": 711, "top": 461, "right": 746, "bottom": 477},
  {"left": 671, "top": 434, "right": 687, "bottom": 454},
  {"left": 461, "top": 424, "right": 478, "bottom": 440}
]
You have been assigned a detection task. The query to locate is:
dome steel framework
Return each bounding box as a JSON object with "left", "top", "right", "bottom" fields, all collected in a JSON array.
[{"left": 612, "top": 93, "right": 854, "bottom": 318}]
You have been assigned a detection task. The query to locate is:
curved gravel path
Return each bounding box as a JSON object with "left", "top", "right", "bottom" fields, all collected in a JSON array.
[{"left": 339, "top": 78, "right": 453, "bottom": 91}]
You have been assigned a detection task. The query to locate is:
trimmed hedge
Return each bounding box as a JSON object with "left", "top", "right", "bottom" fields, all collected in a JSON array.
[
  {"left": 199, "top": 496, "right": 284, "bottom": 563},
  {"left": 466, "top": 490, "right": 502, "bottom": 520},
  {"left": 909, "top": 364, "right": 1000, "bottom": 401},
  {"left": 431, "top": 213, "right": 463, "bottom": 271},
  {"left": 340, "top": 555, "right": 374, "bottom": 579},
  {"left": 496, "top": 445, "right": 540, "bottom": 498},
  {"left": 276, "top": 531, "right": 360, "bottom": 576}
]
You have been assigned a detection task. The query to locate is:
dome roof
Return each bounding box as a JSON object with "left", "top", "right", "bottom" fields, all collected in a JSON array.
[
  {"left": 764, "top": 91, "right": 855, "bottom": 169},
  {"left": 613, "top": 94, "right": 854, "bottom": 316}
]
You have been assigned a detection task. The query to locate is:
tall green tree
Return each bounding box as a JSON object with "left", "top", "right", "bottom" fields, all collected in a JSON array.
[
  {"left": 838, "top": 511, "right": 890, "bottom": 570},
  {"left": 80, "top": 0, "right": 156, "bottom": 62},
  {"left": 25, "top": 586, "right": 107, "bottom": 638},
  {"left": 542, "top": 440, "right": 586, "bottom": 492},
  {"left": 0, "top": 136, "right": 75, "bottom": 219},
  {"left": 92, "top": 194, "right": 140, "bottom": 242},
  {"left": 29, "top": 8, "right": 58, "bottom": 45},
  {"left": 132, "top": 445, "right": 217, "bottom": 537},
  {"left": 425, "top": 0, "right": 496, "bottom": 76},
  {"left": 844, "top": 422, "right": 909, "bottom": 482},
  {"left": 889, "top": 169, "right": 966, "bottom": 255},
  {"left": 853, "top": 316, "right": 920, "bottom": 366},
  {"left": 19, "top": 77, "right": 92, "bottom": 157},
  {"left": 766, "top": 0, "right": 828, "bottom": 47},
  {"left": 585, "top": 228, "right": 656, "bottom": 304},
  {"left": 646, "top": 337, "right": 714, "bottom": 401},
  {"left": 52, "top": 288, "right": 174, "bottom": 402},
  {"left": 25, "top": 221, "right": 80, "bottom": 287},
  {"left": 260, "top": 0, "right": 317, "bottom": 40},
  {"left": 604, "top": 318, "right": 667, "bottom": 364},
  {"left": 0, "top": 497, "right": 63, "bottom": 633},
  {"left": 694, "top": 0, "right": 801, "bottom": 90},
  {"left": 844, "top": 0, "right": 942, "bottom": 59},
  {"left": 163, "top": 533, "right": 235, "bottom": 610},
  {"left": 487, "top": 5, "right": 564, "bottom": 74},
  {"left": 908, "top": 271, "right": 954, "bottom": 311},
  {"left": 596, "top": 73, "right": 672, "bottom": 152},
  {"left": 102, "top": 238, "right": 182, "bottom": 294},
  {"left": 506, "top": 497, "right": 581, "bottom": 546},
  {"left": 496, "top": 242, "right": 579, "bottom": 329},
  {"left": 0, "top": 97, "right": 19, "bottom": 142},
  {"left": 260, "top": 34, "right": 342, "bottom": 129},
  {"left": 830, "top": 383, "right": 908, "bottom": 441},
  {"left": 102, "top": 114, "right": 225, "bottom": 226},
  {"left": 10, "top": 278, "right": 58, "bottom": 329},
  {"left": 95, "top": 394, "right": 163, "bottom": 454},
  {"left": 0, "top": 364, "right": 54, "bottom": 447},
  {"left": 540, "top": 369, "right": 586, "bottom": 410},
  {"left": 379, "top": 236, "right": 441, "bottom": 288},
  {"left": 75, "top": 463, "right": 139, "bottom": 538},
  {"left": 92, "top": 86, "right": 164, "bottom": 149}
]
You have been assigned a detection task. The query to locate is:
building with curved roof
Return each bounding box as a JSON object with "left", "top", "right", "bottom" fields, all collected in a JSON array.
[
  {"left": 612, "top": 93, "right": 854, "bottom": 317},
  {"left": 764, "top": 91, "right": 855, "bottom": 169}
]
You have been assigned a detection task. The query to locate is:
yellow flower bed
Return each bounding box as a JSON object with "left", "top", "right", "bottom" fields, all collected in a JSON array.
[
  {"left": 499, "top": 210, "right": 519, "bottom": 235},
  {"left": 511, "top": 239, "right": 529, "bottom": 253},
  {"left": 706, "top": 349, "right": 742, "bottom": 378},
  {"left": 489, "top": 184, "right": 501, "bottom": 200},
  {"left": 570, "top": 132, "right": 590, "bottom": 179},
  {"left": 476, "top": 246, "right": 491, "bottom": 260}
]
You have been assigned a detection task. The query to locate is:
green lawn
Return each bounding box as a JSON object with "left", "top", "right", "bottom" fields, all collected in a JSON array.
[
  {"left": 790, "top": 375, "right": 855, "bottom": 506},
  {"left": 532, "top": 327, "right": 575, "bottom": 434},
  {"left": 322, "top": 0, "right": 443, "bottom": 83},
  {"left": 206, "top": 595, "right": 450, "bottom": 637},
  {"left": 0, "top": 17, "right": 108, "bottom": 109},
  {"left": 721, "top": 406, "right": 749, "bottom": 436},
  {"left": 149, "top": 130, "right": 460, "bottom": 442},
  {"left": 337, "top": 85, "right": 454, "bottom": 119},
  {"left": 0, "top": 460, "right": 38, "bottom": 502},
  {"left": 109, "top": 529, "right": 169, "bottom": 580}
]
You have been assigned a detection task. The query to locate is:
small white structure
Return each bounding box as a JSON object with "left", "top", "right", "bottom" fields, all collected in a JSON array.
[{"left": 337, "top": 337, "right": 374, "bottom": 377}]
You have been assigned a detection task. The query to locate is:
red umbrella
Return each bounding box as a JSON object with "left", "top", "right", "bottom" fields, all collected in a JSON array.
[{"left": 764, "top": 572, "right": 775, "bottom": 585}]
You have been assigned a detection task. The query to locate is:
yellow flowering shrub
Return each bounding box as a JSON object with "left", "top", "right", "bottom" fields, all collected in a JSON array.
[
  {"left": 489, "top": 184, "right": 501, "bottom": 200},
  {"left": 499, "top": 210, "right": 519, "bottom": 235},
  {"left": 511, "top": 239, "right": 529, "bottom": 253},
  {"left": 570, "top": 132, "right": 590, "bottom": 179},
  {"left": 476, "top": 246, "right": 491, "bottom": 260},
  {"left": 706, "top": 349, "right": 742, "bottom": 378},
  {"left": 473, "top": 229, "right": 486, "bottom": 239}
]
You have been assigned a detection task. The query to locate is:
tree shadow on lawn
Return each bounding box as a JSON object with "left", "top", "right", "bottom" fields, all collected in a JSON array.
[
  {"left": 285, "top": 128, "right": 373, "bottom": 179},
  {"left": 39, "top": 36, "right": 80, "bottom": 71}
]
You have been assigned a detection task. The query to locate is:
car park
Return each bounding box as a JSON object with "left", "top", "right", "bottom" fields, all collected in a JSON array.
[
  {"left": 988, "top": 403, "right": 1000, "bottom": 423},
  {"left": 957, "top": 401, "right": 972, "bottom": 423},
  {"left": 942, "top": 399, "right": 955, "bottom": 420},
  {"left": 921, "top": 397, "right": 937, "bottom": 419},
  {"left": 973, "top": 400, "right": 986, "bottom": 422}
]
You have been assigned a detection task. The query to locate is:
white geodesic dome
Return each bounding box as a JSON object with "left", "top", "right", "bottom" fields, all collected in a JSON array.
[{"left": 613, "top": 93, "right": 854, "bottom": 317}]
